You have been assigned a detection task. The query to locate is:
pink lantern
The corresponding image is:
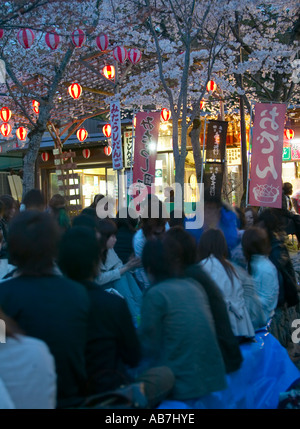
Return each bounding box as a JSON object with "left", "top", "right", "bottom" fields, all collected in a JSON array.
[
  {"left": 32, "top": 100, "right": 40, "bottom": 114},
  {"left": 16, "top": 127, "right": 28, "bottom": 141},
  {"left": 102, "top": 124, "right": 111, "bottom": 138},
  {"left": 41, "top": 152, "right": 49, "bottom": 162},
  {"left": 128, "top": 48, "right": 142, "bottom": 64},
  {"left": 113, "top": 46, "right": 128, "bottom": 64},
  {"left": 68, "top": 83, "right": 82, "bottom": 100},
  {"left": 104, "top": 146, "right": 112, "bottom": 156},
  {"left": 0, "top": 107, "right": 12, "bottom": 122},
  {"left": 82, "top": 148, "right": 91, "bottom": 159},
  {"left": 161, "top": 108, "right": 171, "bottom": 122},
  {"left": 0, "top": 29, "right": 4, "bottom": 40},
  {"left": 96, "top": 33, "right": 109, "bottom": 51},
  {"left": 17, "top": 29, "right": 35, "bottom": 49},
  {"left": 77, "top": 128, "right": 88, "bottom": 142},
  {"left": 45, "top": 31, "right": 60, "bottom": 50},
  {"left": 71, "top": 29, "right": 86, "bottom": 48}
]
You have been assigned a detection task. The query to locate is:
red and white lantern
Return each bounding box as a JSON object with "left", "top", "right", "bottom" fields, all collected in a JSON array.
[
  {"left": 206, "top": 80, "right": 217, "bottom": 92},
  {"left": 113, "top": 46, "right": 128, "bottom": 64},
  {"left": 200, "top": 100, "right": 205, "bottom": 110},
  {"left": 96, "top": 33, "right": 109, "bottom": 51},
  {"left": 76, "top": 128, "right": 88, "bottom": 142},
  {"left": 45, "top": 31, "right": 60, "bottom": 50},
  {"left": 161, "top": 108, "right": 171, "bottom": 122},
  {"left": 284, "top": 128, "right": 294, "bottom": 140},
  {"left": 102, "top": 65, "right": 115, "bottom": 80},
  {"left": 71, "top": 29, "right": 86, "bottom": 48},
  {"left": 82, "top": 148, "right": 91, "bottom": 159},
  {"left": 41, "top": 152, "right": 49, "bottom": 162},
  {"left": 0, "top": 107, "right": 11, "bottom": 122},
  {"left": 128, "top": 48, "right": 142, "bottom": 64},
  {"left": 104, "top": 146, "right": 112, "bottom": 156},
  {"left": 16, "top": 127, "right": 28, "bottom": 141},
  {"left": 68, "top": 83, "right": 82, "bottom": 100},
  {"left": 102, "top": 124, "right": 111, "bottom": 138},
  {"left": 17, "top": 28, "right": 35, "bottom": 49},
  {"left": 0, "top": 123, "right": 11, "bottom": 137},
  {"left": 0, "top": 29, "right": 4, "bottom": 40},
  {"left": 32, "top": 100, "right": 40, "bottom": 114}
]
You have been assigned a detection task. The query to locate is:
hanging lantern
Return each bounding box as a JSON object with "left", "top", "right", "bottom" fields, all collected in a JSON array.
[
  {"left": 161, "top": 108, "right": 171, "bottom": 122},
  {"left": 82, "top": 148, "right": 91, "bottom": 159},
  {"left": 0, "top": 107, "right": 11, "bottom": 122},
  {"left": 200, "top": 100, "right": 205, "bottom": 110},
  {"left": 17, "top": 28, "right": 35, "bottom": 49},
  {"left": 0, "top": 30, "right": 4, "bottom": 40},
  {"left": 206, "top": 80, "right": 217, "bottom": 92},
  {"left": 113, "top": 46, "right": 128, "bottom": 64},
  {"left": 32, "top": 100, "right": 40, "bottom": 114},
  {"left": 104, "top": 146, "right": 112, "bottom": 156},
  {"left": 102, "top": 65, "right": 115, "bottom": 80},
  {"left": 102, "top": 124, "right": 111, "bottom": 138},
  {"left": 71, "top": 29, "right": 86, "bottom": 48},
  {"left": 96, "top": 33, "right": 109, "bottom": 51},
  {"left": 0, "top": 123, "right": 11, "bottom": 137},
  {"left": 76, "top": 128, "right": 88, "bottom": 142},
  {"left": 45, "top": 31, "right": 60, "bottom": 50},
  {"left": 128, "top": 48, "right": 142, "bottom": 64},
  {"left": 16, "top": 127, "right": 28, "bottom": 141},
  {"left": 41, "top": 152, "right": 49, "bottom": 162},
  {"left": 284, "top": 128, "right": 295, "bottom": 140},
  {"left": 68, "top": 83, "right": 82, "bottom": 100}
]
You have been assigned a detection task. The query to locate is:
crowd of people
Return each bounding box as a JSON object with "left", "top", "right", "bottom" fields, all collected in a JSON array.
[{"left": 0, "top": 185, "right": 299, "bottom": 409}]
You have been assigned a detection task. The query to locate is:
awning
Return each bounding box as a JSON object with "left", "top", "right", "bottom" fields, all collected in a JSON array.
[{"left": 0, "top": 154, "right": 23, "bottom": 171}]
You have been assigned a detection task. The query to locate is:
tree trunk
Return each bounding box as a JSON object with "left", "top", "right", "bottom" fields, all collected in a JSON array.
[{"left": 189, "top": 117, "right": 202, "bottom": 183}]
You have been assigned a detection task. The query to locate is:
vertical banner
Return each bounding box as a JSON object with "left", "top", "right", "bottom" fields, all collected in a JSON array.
[
  {"left": 110, "top": 99, "right": 123, "bottom": 170},
  {"left": 203, "top": 162, "right": 224, "bottom": 200},
  {"left": 132, "top": 111, "right": 160, "bottom": 190},
  {"left": 249, "top": 103, "right": 286, "bottom": 208},
  {"left": 205, "top": 120, "right": 228, "bottom": 161},
  {"left": 124, "top": 130, "right": 134, "bottom": 168}
]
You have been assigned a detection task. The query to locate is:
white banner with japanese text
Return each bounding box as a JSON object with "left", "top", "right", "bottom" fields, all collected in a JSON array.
[{"left": 110, "top": 100, "right": 123, "bottom": 170}]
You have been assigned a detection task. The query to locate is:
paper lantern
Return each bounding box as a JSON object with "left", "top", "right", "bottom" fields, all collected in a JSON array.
[
  {"left": 0, "top": 30, "right": 4, "bottom": 40},
  {"left": 161, "top": 108, "right": 171, "bottom": 122},
  {"left": 200, "top": 100, "right": 205, "bottom": 110},
  {"left": 71, "top": 29, "right": 86, "bottom": 48},
  {"left": 104, "top": 146, "right": 112, "bottom": 156},
  {"left": 102, "top": 124, "right": 111, "bottom": 138},
  {"left": 17, "top": 29, "right": 35, "bottom": 49},
  {"left": 284, "top": 129, "right": 295, "bottom": 140},
  {"left": 206, "top": 80, "right": 217, "bottom": 92},
  {"left": 41, "top": 152, "right": 49, "bottom": 162},
  {"left": 0, "top": 123, "right": 11, "bottom": 137},
  {"left": 96, "top": 33, "right": 109, "bottom": 51},
  {"left": 45, "top": 31, "right": 60, "bottom": 50},
  {"left": 128, "top": 48, "right": 142, "bottom": 64},
  {"left": 76, "top": 128, "right": 88, "bottom": 142},
  {"left": 82, "top": 148, "right": 91, "bottom": 159},
  {"left": 32, "top": 100, "right": 40, "bottom": 114},
  {"left": 102, "top": 65, "right": 115, "bottom": 80},
  {"left": 0, "top": 107, "right": 11, "bottom": 122},
  {"left": 16, "top": 127, "right": 28, "bottom": 141},
  {"left": 68, "top": 83, "right": 82, "bottom": 100},
  {"left": 113, "top": 46, "right": 128, "bottom": 64}
]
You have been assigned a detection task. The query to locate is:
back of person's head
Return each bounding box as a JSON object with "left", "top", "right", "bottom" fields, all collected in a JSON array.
[
  {"left": 49, "top": 194, "right": 66, "bottom": 210},
  {"left": 90, "top": 194, "right": 105, "bottom": 209},
  {"left": 115, "top": 207, "right": 138, "bottom": 231},
  {"left": 257, "top": 208, "right": 283, "bottom": 240},
  {"left": 0, "top": 194, "right": 17, "bottom": 221},
  {"left": 165, "top": 226, "right": 197, "bottom": 267},
  {"left": 58, "top": 226, "right": 101, "bottom": 282},
  {"left": 22, "top": 189, "right": 45, "bottom": 211},
  {"left": 198, "top": 228, "right": 228, "bottom": 261},
  {"left": 241, "top": 226, "right": 270, "bottom": 263},
  {"left": 72, "top": 213, "right": 101, "bottom": 233},
  {"left": 140, "top": 198, "right": 168, "bottom": 238},
  {"left": 8, "top": 210, "right": 59, "bottom": 276},
  {"left": 283, "top": 182, "right": 293, "bottom": 195},
  {"left": 81, "top": 207, "right": 98, "bottom": 219}
]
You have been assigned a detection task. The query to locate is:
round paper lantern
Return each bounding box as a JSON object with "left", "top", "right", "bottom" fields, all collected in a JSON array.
[
  {"left": 0, "top": 123, "right": 11, "bottom": 137},
  {"left": 71, "top": 29, "right": 86, "bottom": 48},
  {"left": 17, "top": 28, "right": 35, "bottom": 49},
  {"left": 76, "top": 128, "right": 88, "bottom": 142},
  {"left": 113, "top": 46, "right": 128, "bottom": 64},
  {"left": 68, "top": 83, "right": 82, "bottom": 100},
  {"left": 41, "top": 152, "right": 49, "bottom": 162},
  {"left": 32, "top": 100, "right": 40, "bottom": 114},
  {"left": 102, "top": 124, "right": 111, "bottom": 138},
  {"left": 128, "top": 48, "right": 142, "bottom": 64},
  {"left": 0, "top": 107, "right": 11, "bottom": 122},
  {"left": 82, "top": 148, "right": 91, "bottom": 159},
  {"left": 96, "top": 33, "right": 109, "bottom": 51},
  {"left": 0, "top": 29, "right": 4, "bottom": 40},
  {"left": 161, "top": 108, "right": 171, "bottom": 122},
  {"left": 16, "top": 127, "right": 28, "bottom": 141},
  {"left": 206, "top": 80, "right": 217, "bottom": 92},
  {"left": 200, "top": 100, "right": 205, "bottom": 110},
  {"left": 45, "top": 31, "right": 60, "bottom": 50},
  {"left": 284, "top": 128, "right": 295, "bottom": 140},
  {"left": 102, "top": 65, "right": 115, "bottom": 80},
  {"left": 104, "top": 146, "right": 112, "bottom": 156}
]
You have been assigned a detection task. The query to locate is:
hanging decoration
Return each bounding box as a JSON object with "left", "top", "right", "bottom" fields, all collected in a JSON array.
[
  {"left": 45, "top": 31, "right": 60, "bottom": 50},
  {"left": 0, "top": 107, "right": 11, "bottom": 122},
  {"left": 68, "top": 83, "right": 82, "bottom": 100},
  {"left": 32, "top": 100, "right": 40, "bottom": 114},
  {"left": 200, "top": 100, "right": 205, "bottom": 110},
  {"left": 76, "top": 128, "right": 88, "bottom": 142},
  {"left": 284, "top": 129, "right": 295, "bottom": 140},
  {"left": 102, "top": 124, "right": 111, "bottom": 138},
  {"left": 71, "top": 29, "right": 86, "bottom": 48},
  {"left": 161, "top": 108, "right": 171, "bottom": 122},
  {"left": 0, "top": 29, "right": 4, "bottom": 40},
  {"left": 41, "top": 152, "right": 49, "bottom": 162},
  {"left": 104, "top": 145, "right": 112, "bottom": 156},
  {"left": 0, "top": 123, "right": 12, "bottom": 137},
  {"left": 113, "top": 46, "right": 128, "bottom": 64},
  {"left": 96, "top": 33, "right": 109, "bottom": 51},
  {"left": 206, "top": 80, "right": 217, "bottom": 92},
  {"left": 102, "top": 65, "right": 115, "bottom": 80},
  {"left": 16, "top": 127, "right": 28, "bottom": 141},
  {"left": 82, "top": 148, "right": 91, "bottom": 159},
  {"left": 128, "top": 48, "right": 142, "bottom": 64},
  {"left": 17, "top": 28, "right": 35, "bottom": 49}
]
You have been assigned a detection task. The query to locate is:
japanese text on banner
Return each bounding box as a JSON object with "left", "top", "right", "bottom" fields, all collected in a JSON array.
[{"left": 110, "top": 100, "right": 123, "bottom": 170}]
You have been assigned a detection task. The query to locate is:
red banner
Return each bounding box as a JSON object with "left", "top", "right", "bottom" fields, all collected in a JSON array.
[
  {"left": 249, "top": 103, "right": 286, "bottom": 208},
  {"left": 132, "top": 111, "right": 160, "bottom": 189}
]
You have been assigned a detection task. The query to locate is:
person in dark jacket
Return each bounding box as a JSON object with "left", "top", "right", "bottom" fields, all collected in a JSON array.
[{"left": 114, "top": 207, "right": 139, "bottom": 264}]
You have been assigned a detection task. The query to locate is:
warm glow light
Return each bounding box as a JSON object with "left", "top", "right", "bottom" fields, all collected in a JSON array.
[
  {"left": 0, "top": 107, "right": 12, "bottom": 122},
  {"left": 82, "top": 148, "right": 91, "bottom": 159},
  {"left": 16, "top": 127, "right": 28, "bottom": 141},
  {"left": 284, "top": 128, "right": 295, "bottom": 140},
  {"left": 32, "top": 100, "right": 40, "bottom": 114},
  {"left": 76, "top": 128, "right": 88, "bottom": 142},
  {"left": 102, "top": 65, "right": 115, "bottom": 80},
  {"left": 104, "top": 146, "right": 112, "bottom": 156},
  {"left": 102, "top": 124, "right": 112, "bottom": 138},
  {"left": 41, "top": 152, "right": 49, "bottom": 162},
  {"left": 68, "top": 83, "right": 82, "bottom": 100},
  {"left": 200, "top": 100, "right": 205, "bottom": 110},
  {"left": 161, "top": 108, "right": 171, "bottom": 122},
  {"left": 206, "top": 80, "right": 217, "bottom": 92},
  {"left": 0, "top": 123, "right": 11, "bottom": 137}
]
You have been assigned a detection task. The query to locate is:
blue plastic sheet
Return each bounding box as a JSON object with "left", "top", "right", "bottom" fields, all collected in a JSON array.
[{"left": 158, "top": 330, "right": 300, "bottom": 409}]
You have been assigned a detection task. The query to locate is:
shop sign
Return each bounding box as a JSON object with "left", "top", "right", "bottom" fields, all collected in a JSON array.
[
  {"left": 282, "top": 147, "right": 291, "bottom": 161},
  {"left": 291, "top": 145, "right": 300, "bottom": 161},
  {"left": 227, "top": 148, "right": 241, "bottom": 165},
  {"left": 124, "top": 131, "right": 134, "bottom": 168},
  {"left": 110, "top": 99, "right": 123, "bottom": 170}
]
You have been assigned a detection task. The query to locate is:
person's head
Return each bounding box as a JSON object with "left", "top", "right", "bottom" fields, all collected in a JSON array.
[
  {"left": 8, "top": 210, "right": 59, "bottom": 276},
  {"left": 58, "top": 226, "right": 101, "bottom": 282},
  {"left": 168, "top": 210, "right": 185, "bottom": 228},
  {"left": 165, "top": 226, "right": 197, "bottom": 267},
  {"left": 0, "top": 195, "right": 18, "bottom": 221},
  {"left": 90, "top": 194, "right": 105, "bottom": 209},
  {"left": 115, "top": 207, "right": 138, "bottom": 232},
  {"left": 241, "top": 226, "right": 271, "bottom": 263},
  {"left": 244, "top": 207, "right": 258, "bottom": 229},
  {"left": 49, "top": 194, "right": 66, "bottom": 211},
  {"left": 72, "top": 214, "right": 102, "bottom": 240},
  {"left": 257, "top": 208, "right": 283, "bottom": 241},
  {"left": 22, "top": 189, "right": 45, "bottom": 212},
  {"left": 97, "top": 218, "right": 118, "bottom": 261},
  {"left": 283, "top": 182, "right": 293, "bottom": 196},
  {"left": 140, "top": 197, "right": 168, "bottom": 240}
]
